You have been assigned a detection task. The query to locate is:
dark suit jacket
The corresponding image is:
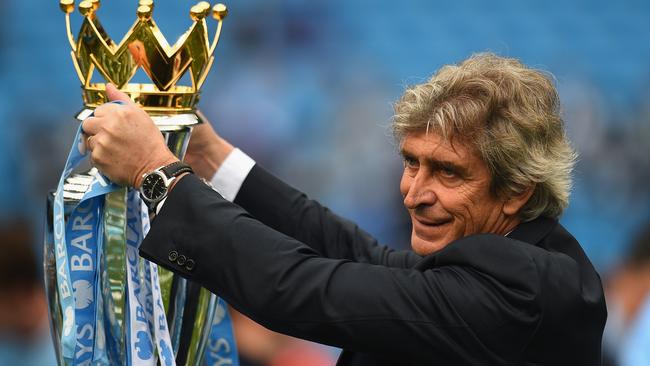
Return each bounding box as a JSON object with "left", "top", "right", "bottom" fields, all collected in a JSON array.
[{"left": 140, "top": 166, "right": 606, "bottom": 365}]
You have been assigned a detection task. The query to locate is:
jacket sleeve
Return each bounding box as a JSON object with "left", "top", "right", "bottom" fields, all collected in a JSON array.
[
  {"left": 139, "top": 174, "right": 544, "bottom": 365},
  {"left": 233, "top": 165, "right": 418, "bottom": 268}
]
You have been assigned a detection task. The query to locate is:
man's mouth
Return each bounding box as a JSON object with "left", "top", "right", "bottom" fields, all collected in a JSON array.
[
  {"left": 414, "top": 216, "right": 452, "bottom": 227},
  {"left": 411, "top": 215, "right": 453, "bottom": 238}
]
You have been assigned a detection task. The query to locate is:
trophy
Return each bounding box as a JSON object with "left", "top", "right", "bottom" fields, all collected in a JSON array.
[{"left": 43, "top": 1, "right": 234, "bottom": 365}]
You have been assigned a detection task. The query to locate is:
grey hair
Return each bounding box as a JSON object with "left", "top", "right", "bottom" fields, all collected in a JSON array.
[{"left": 392, "top": 53, "right": 576, "bottom": 221}]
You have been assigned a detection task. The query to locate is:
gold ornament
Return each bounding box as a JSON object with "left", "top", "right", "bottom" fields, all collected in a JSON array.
[{"left": 60, "top": 0, "right": 228, "bottom": 115}]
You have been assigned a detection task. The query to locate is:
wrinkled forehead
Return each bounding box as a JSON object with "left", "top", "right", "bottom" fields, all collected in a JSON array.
[
  {"left": 399, "top": 129, "right": 481, "bottom": 162},
  {"left": 399, "top": 128, "right": 479, "bottom": 156}
]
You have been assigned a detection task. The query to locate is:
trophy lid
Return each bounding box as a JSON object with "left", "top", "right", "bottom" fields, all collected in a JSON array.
[{"left": 60, "top": 0, "right": 228, "bottom": 115}]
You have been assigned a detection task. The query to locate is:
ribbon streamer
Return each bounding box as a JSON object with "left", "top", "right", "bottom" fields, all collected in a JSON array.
[{"left": 50, "top": 104, "right": 239, "bottom": 365}]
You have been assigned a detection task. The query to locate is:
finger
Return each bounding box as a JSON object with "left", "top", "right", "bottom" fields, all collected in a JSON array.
[
  {"left": 195, "top": 111, "right": 218, "bottom": 132},
  {"left": 82, "top": 116, "right": 101, "bottom": 135},
  {"left": 192, "top": 120, "right": 214, "bottom": 134},
  {"left": 105, "top": 83, "right": 132, "bottom": 103},
  {"left": 86, "top": 134, "right": 96, "bottom": 151},
  {"left": 88, "top": 151, "right": 97, "bottom": 168},
  {"left": 89, "top": 149, "right": 105, "bottom": 174},
  {"left": 93, "top": 101, "right": 123, "bottom": 118},
  {"left": 196, "top": 110, "right": 210, "bottom": 124}
]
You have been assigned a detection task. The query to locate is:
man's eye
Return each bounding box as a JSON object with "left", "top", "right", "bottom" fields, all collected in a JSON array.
[
  {"left": 440, "top": 167, "right": 456, "bottom": 177},
  {"left": 438, "top": 166, "right": 464, "bottom": 183},
  {"left": 403, "top": 157, "right": 418, "bottom": 168}
]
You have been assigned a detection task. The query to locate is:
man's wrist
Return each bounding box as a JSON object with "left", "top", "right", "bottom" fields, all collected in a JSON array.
[
  {"left": 141, "top": 164, "right": 193, "bottom": 215},
  {"left": 168, "top": 172, "right": 190, "bottom": 192},
  {"left": 134, "top": 154, "right": 179, "bottom": 188},
  {"left": 200, "top": 138, "right": 234, "bottom": 179}
]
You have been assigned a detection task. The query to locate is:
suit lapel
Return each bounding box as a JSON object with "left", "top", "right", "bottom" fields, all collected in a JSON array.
[{"left": 507, "top": 217, "right": 558, "bottom": 246}]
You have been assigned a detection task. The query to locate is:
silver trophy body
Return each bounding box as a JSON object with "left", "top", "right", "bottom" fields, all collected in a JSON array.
[{"left": 44, "top": 114, "right": 218, "bottom": 365}]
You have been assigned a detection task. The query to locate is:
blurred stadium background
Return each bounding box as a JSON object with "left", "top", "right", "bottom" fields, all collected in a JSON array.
[{"left": 0, "top": 0, "right": 649, "bottom": 364}]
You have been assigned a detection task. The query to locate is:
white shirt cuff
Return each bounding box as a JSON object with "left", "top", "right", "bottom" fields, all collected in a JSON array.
[{"left": 211, "top": 148, "right": 256, "bottom": 202}]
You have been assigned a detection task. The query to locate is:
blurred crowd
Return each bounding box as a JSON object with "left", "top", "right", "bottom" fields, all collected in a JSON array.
[
  {"left": 0, "top": 221, "right": 55, "bottom": 365},
  {"left": 1, "top": 0, "right": 650, "bottom": 364},
  {"left": 603, "top": 224, "right": 650, "bottom": 365}
]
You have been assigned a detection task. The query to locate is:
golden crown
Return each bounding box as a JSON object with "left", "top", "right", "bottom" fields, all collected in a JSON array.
[{"left": 60, "top": 0, "right": 228, "bottom": 115}]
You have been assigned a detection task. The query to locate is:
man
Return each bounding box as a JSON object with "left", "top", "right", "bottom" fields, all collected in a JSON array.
[
  {"left": 82, "top": 53, "right": 606, "bottom": 365},
  {"left": 0, "top": 220, "right": 57, "bottom": 365},
  {"left": 603, "top": 223, "right": 650, "bottom": 366}
]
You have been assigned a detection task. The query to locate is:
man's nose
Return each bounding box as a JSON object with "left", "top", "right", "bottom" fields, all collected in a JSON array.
[{"left": 403, "top": 171, "right": 437, "bottom": 209}]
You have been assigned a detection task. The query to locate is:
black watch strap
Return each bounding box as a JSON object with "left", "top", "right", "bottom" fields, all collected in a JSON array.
[{"left": 161, "top": 161, "right": 194, "bottom": 179}]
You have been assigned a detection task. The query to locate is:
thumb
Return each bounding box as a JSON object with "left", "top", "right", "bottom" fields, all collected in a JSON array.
[{"left": 105, "top": 83, "right": 132, "bottom": 103}]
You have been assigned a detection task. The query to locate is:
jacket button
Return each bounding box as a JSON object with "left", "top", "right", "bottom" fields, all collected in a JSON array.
[
  {"left": 168, "top": 250, "right": 178, "bottom": 262},
  {"left": 185, "top": 259, "right": 195, "bottom": 271},
  {"left": 177, "top": 255, "right": 187, "bottom": 266}
]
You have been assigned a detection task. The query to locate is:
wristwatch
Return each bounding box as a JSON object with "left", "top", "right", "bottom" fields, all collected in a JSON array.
[{"left": 139, "top": 161, "right": 194, "bottom": 212}]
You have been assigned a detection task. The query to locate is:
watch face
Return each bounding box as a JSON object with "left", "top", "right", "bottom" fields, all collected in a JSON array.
[{"left": 141, "top": 172, "right": 167, "bottom": 201}]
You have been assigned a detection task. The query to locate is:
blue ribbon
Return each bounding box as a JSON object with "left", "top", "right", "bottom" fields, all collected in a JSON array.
[
  {"left": 66, "top": 196, "right": 103, "bottom": 365},
  {"left": 53, "top": 117, "right": 120, "bottom": 363},
  {"left": 204, "top": 297, "right": 239, "bottom": 366},
  {"left": 125, "top": 190, "right": 158, "bottom": 366},
  {"left": 53, "top": 101, "right": 239, "bottom": 365}
]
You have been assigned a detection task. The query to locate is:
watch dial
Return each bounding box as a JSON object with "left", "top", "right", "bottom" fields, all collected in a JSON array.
[{"left": 142, "top": 174, "right": 166, "bottom": 201}]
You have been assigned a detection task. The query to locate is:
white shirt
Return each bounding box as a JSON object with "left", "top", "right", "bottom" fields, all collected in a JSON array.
[{"left": 209, "top": 148, "right": 256, "bottom": 202}]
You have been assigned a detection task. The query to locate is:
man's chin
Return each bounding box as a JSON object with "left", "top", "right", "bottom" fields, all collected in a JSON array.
[{"left": 410, "top": 232, "right": 451, "bottom": 256}]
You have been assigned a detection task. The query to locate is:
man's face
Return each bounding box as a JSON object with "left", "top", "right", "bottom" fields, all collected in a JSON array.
[{"left": 399, "top": 131, "right": 517, "bottom": 256}]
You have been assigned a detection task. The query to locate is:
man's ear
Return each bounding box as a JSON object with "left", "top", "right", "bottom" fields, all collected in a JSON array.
[{"left": 503, "top": 185, "right": 535, "bottom": 216}]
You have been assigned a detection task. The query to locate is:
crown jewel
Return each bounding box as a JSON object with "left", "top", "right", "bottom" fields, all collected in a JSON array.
[{"left": 60, "top": 0, "right": 228, "bottom": 114}]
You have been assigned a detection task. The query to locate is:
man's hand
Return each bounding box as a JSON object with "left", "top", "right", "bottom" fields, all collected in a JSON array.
[
  {"left": 184, "top": 110, "right": 234, "bottom": 180},
  {"left": 82, "top": 84, "right": 178, "bottom": 188}
]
